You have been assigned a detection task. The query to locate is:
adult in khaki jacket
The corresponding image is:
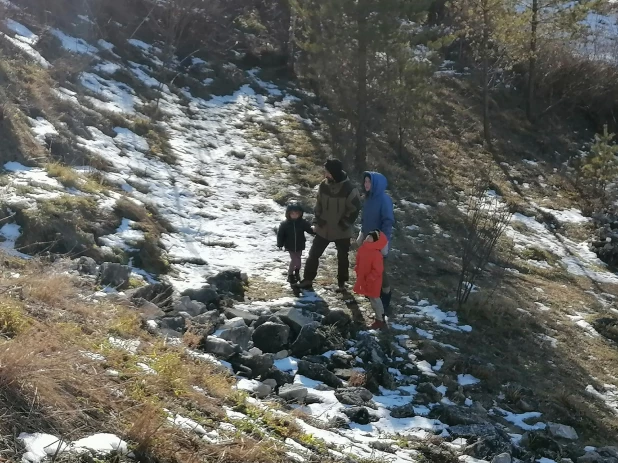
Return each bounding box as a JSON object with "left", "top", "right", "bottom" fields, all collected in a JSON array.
[{"left": 297, "top": 159, "right": 361, "bottom": 290}]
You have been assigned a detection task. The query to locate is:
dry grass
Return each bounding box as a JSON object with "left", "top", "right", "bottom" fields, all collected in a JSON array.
[
  {"left": 19, "top": 273, "right": 76, "bottom": 307},
  {"left": 0, "top": 255, "right": 253, "bottom": 462}
]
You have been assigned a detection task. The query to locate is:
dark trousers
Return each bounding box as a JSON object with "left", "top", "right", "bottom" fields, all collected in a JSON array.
[
  {"left": 288, "top": 251, "right": 302, "bottom": 274},
  {"left": 303, "top": 234, "right": 351, "bottom": 284}
]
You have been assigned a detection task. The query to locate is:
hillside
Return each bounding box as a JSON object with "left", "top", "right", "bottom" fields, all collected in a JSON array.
[{"left": 0, "top": 1, "right": 618, "bottom": 463}]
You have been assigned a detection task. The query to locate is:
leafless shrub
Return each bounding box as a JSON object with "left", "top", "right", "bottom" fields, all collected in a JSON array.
[{"left": 457, "top": 178, "right": 512, "bottom": 308}]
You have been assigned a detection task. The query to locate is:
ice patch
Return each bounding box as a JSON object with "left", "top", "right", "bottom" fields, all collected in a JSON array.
[
  {"left": 507, "top": 213, "right": 618, "bottom": 284},
  {"left": 5, "top": 19, "right": 38, "bottom": 44},
  {"left": 586, "top": 384, "right": 618, "bottom": 415},
  {"left": 51, "top": 29, "right": 98, "bottom": 54},
  {"left": 0, "top": 32, "right": 50, "bottom": 67},
  {"left": 28, "top": 117, "right": 58, "bottom": 144},
  {"left": 19, "top": 433, "right": 128, "bottom": 463},
  {"left": 458, "top": 374, "right": 481, "bottom": 386},
  {"left": 493, "top": 407, "right": 546, "bottom": 431},
  {"left": 80, "top": 73, "right": 141, "bottom": 113}
]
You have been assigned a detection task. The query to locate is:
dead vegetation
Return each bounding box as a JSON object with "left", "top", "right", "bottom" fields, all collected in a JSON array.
[{"left": 0, "top": 255, "right": 293, "bottom": 462}]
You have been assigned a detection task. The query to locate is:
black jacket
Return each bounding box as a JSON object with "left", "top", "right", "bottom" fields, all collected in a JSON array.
[{"left": 277, "top": 217, "right": 314, "bottom": 252}]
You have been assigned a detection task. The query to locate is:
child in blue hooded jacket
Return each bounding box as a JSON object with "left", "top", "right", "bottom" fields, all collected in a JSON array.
[{"left": 357, "top": 172, "right": 395, "bottom": 314}]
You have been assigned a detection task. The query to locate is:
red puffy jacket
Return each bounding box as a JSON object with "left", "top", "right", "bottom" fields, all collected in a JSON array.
[{"left": 353, "top": 232, "right": 387, "bottom": 299}]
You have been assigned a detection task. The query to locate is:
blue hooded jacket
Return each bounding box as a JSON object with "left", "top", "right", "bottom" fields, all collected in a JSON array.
[{"left": 361, "top": 172, "right": 394, "bottom": 242}]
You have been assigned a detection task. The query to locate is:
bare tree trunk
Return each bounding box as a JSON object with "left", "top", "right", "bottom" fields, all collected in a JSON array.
[
  {"left": 287, "top": 1, "right": 297, "bottom": 76},
  {"left": 355, "top": 2, "right": 368, "bottom": 171},
  {"left": 481, "top": 0, "right": 491, "bottom": 147},
  {"left": 527, "top": 0, "right": 538, "bottom": 122}
]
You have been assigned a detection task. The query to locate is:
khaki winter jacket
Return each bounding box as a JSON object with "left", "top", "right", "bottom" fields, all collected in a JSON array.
[{"left": 313, "top": 174, "right": 361, "bottom": 241}]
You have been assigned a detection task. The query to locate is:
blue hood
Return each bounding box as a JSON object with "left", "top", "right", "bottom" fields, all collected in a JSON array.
[
  {"left": 364, "top": 172, "right": 387, "bottom": 197},
  {"left": 361, "top": 171, "right": 394, "bottom": 243}
]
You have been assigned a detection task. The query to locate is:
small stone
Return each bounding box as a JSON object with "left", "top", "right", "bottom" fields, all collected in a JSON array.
[
  {"left": 229, "top": 352, "right": 274, "bottom": 378},
  {"left": 252, "top": 322, "right": 290, "bottom": 353},
  {"left": 132, "top": 283, "right": 174, "bottom": 307},
  {"left": 224, "top": 307, "right": 258, "bottom": 324},
  {"left": 491, "top": 453, "right": 512, "bottom": 463},
  {"left": 135, "top": 300, "right": 165, "bottom": 320},
  {"left": 276, "top": 307, "right": 320, "bottom": 333},
  {"left": 291, "top": 322, "right": 328, "bottom": 357},
  {"left": 76, "top": 256, "right": 98, "bottom": 275},
  {"left": 217, "top": 325, "right": 252, "bottom": 350},
  {"left": 262, "top": 368, "right": 294, "bottom": 387},
  {"left": 279, "top": 384, "right": 308, "bottom": 401},
  {"left": 297, "top": 360, "right": 343, "bottom": 389},
  {"left": 262, "top": 379, "right": 278, "bottom": 389},
  {"left": 181, "top": 286, "right": 219, "bottom": 305},
  {"left": 547, "top": 422, "right": 579, "bottom": 441},
  {"left": 98, "top": 262, "right": 131, "bottom": 289},
  {"left": 274, "top": 350, "right": 289, "bottom": 360},
  {"left": 255, "top": 382, "right": 272, "bottom": 399},
  {"left": 224, "top": 317, "right": 248, "bottom": 329},
  {"left": 341, "top": 406, "right": 370, "bottom": 425},
  {"left": 159, "top": 316, "right": 186, "bottom": 332},
  {"left": 335, "top": 387, "right": 373, "bottom": 406},
  {"left": 172, "top": 296, "right": 207, "bottom": 317},
  {"left": 203, "top": 336, "right": 240, "bottom": 359}
]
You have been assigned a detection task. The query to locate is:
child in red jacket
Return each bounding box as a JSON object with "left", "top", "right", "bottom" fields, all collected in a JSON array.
[{"left": 354, "top": 230, "right": 388, "bottom": 330}]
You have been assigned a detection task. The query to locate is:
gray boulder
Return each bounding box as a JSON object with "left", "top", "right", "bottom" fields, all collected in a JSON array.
[
  {"left": 77, "top": 256, "right": 98, "bottom": 275},
  {"left": 98, "top": 262, "right": 131, "bottom": 289},
  {"left": 547, "top": 422, "right": 579, "bottom": 441},
  {"left": 276, "top": 307, "right": 320, "bottom": 333},
  {"left": 135, "top": 300, "right": 166, "bottom": 320},
  {"left": 202, "top": 336, "right": 240, "bottom": 359},
  {"left": 355, "top": 333, "right": 389, "bottom": 364},
  {"left": 159, "top": 316, "right": 186, "bottom": 332},
  {"left": 207, "top": 270, "right": 245, "bottom": 300},
  {"left": 181, "top": 285, "right": 219, "bottom": 305},
  {"left": 322, "top": 309, "right": 352, "bottom": 337},
  {"left": 291, "top": 322, "right": 328, "bottom": 357},
  {"left": 230, "top": 352, "right": 274, "bottom": 378},
  {"left": 297, "top": 360, "right": 343, "bottom": 389},
  {"left": 341, "top": 406, "right": 371, "bottom": 425},
  {"left": 335, "top": 387, "right": 374, "bottom": 407},
  {"left": 279, "top": 384, "right": 308, "bottom": 402},
  {"left": 131, "top": 283, "right": 174, "bottom": 307},
  {"left": 429, "top": 403, "right": 489, "bottom": 426},
  {"left": 172, "top": 296, "right": 207, "bottom": 317},
  {"left": 263, "top": 368, "right": 294, "bottom": 387},
  {"left": 217, "top": 325, "right": 252, "bottom": 350},
  {"left": 224, "top": 307, "right": 259, "bottom": 325},
  {"left": 492, "top": 454, "right": 512, "bottom": 463},
  {"left": 252, "top": 322, "right": 290, "bottom": 353}
]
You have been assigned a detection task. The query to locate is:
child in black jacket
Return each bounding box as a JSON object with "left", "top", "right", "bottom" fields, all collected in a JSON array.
[{"left": 277, "top": 202, "right": 315, "bottom": 284}]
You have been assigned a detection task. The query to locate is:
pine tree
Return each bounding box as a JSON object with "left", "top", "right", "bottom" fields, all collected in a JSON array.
[
  {"left": 450, "top": 0, "right": 519, "bottom": 147},
  {"left": 580, "top": 125, "right": 618, "bottom": 209},
  {"left": 297, "top": 0, "right": 433, "bottom": 169},
  {"left": 511, "top": 0, "right": 596, "bottom": 121}
]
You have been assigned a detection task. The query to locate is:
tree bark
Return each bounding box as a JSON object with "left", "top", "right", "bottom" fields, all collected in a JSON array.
[
  {"left": 286, "top": 0, "right": 297, "bottom": 77},
  {"left": 482, "top": 0, "right": 491, "bottom": 147},
  {"left": 355, "top": 1, "right": 368, "bottom": 171},
  {"left": 527, "top": 0, "right": 538, "bottom": 122}
]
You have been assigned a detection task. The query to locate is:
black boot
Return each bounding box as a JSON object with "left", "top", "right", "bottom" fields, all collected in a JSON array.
[
  {"left": 294, "top": 269, "right": 300, "bottom": 283},
  {"left": 381, "top": 290, "right": 392, "bottom": 317},
  {"left": 287, "top": 274, "right": 296, "bottom": 285},
  {"left": 295, "top": 279, "right": 314, "bottom": 289}
]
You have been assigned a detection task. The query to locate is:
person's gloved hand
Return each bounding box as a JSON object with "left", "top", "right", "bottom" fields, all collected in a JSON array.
[{"left": 381, "top": 242, "right": 389, "bottom": 257}]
